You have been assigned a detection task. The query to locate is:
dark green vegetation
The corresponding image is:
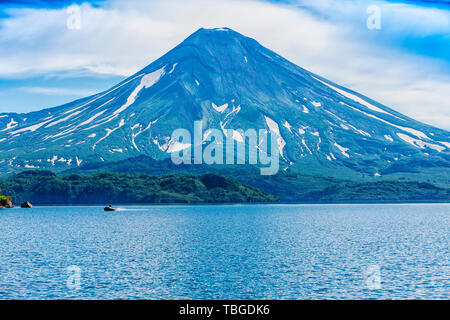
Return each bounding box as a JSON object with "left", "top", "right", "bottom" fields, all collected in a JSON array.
[
  {"left": 307, "top": 181, "right": 450, "bottom": 202},
  {"left": 0, "top": 171, "right": 278, "bottom": 205},
  {"left": 61, "top": 155, "right": 450, "bottom": 203},
  {"left": 2, "top": 156, "right": 449, "bottom": 205},
  {"left": 0, "top": 188, "right": 12, "bottom": 207}
]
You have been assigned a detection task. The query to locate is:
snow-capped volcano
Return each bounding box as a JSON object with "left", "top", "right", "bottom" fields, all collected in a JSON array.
[{"left": 1, "top": 27, "right": 449, "bottom": 180}]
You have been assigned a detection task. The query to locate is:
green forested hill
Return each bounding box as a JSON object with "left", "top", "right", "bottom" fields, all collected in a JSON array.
[
  {"left": 1, "top": 168, "right": 448, "bottom": 205},
  {"left": 0, "top": 171, "right": 278, "bottom": 205},
  {"left": 60, "top": 155, "right": 450, "bottom": 203}
]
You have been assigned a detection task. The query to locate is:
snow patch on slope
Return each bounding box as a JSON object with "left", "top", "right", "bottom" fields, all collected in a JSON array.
[
  {"left": 113, "top": 66, "right": 166, "bottom": 115},
  {"left": 78, "top": 109, "right": 108, "bottom": 127},
  {"left": 167, "top": 141, "right": 192, "bottom": 153},
  {"left": 334, "top": 142, "right": 350, "bottom": 158},
  {"left": 212, "top": 102, "right": 228, "bottom": 113},
  {"left": 264, "top": 116, "right": 286, "bottom": 157},
  {"left": 131, "top": 118, "right": 159, "bottom": 152},
  {"left": 61, "top": 74, "right": 144, "bottom": 117},
  {"left": 283, "top": 121, "right": 293, "bottom": 133},
  {"left": 302, "top": 138, "right": 312, "bottom": 155},
  {"left": 93, "top": 119, "right": 125, "bottom": 151},
  {"left": 10, "top": 118, "right": 54, "bottom": 135},
  {"left": 348, "top": 105, "right": 429, "bottom": 140},
  {"left": 1, "top": 118, "right": 18, "bottom": 131},
  {"left": 45, "top": 109, "right": 85, "bottom": 128},
  {"left": 397, "top": 133, "right": 445, "bottom": 152},
  {"left": 313, "top": 76, "right": 402, "bottom": 119},
  {"left": 439, "top": 141, "right": 450, "bottom": 148},
  {"left": 168, "top": 63, "right": 178, "bottom": 74}
]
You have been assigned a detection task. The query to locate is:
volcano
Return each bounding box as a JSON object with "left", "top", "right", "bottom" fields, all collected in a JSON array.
[{"left": 0, "top": 27, "right": 449, "bottom": 182}]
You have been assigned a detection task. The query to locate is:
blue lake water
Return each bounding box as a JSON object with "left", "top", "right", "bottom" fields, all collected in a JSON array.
[{"left": 0, "top": 204, "right": 448, "bottom": 300}]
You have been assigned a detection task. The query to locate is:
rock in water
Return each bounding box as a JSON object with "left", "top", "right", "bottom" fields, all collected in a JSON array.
[{"left": 21, "top": 201, "right": 33, "bottom": 208}]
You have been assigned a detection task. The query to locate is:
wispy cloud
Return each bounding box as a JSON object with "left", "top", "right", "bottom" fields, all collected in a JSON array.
[
  {"left": 0, "top": 0, "right": 449, "bottom": 128},
  {"left": 18, "top": 86, "right": 98, "bottom": 96}
]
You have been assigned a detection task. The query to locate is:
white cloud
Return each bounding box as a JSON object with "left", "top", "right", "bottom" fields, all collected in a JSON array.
[
  {"left": 0, "top": 0, "right": 449, "bottom": 129},
  {"left": 18, "top": 86, "right": 98, "bottom": 96}
]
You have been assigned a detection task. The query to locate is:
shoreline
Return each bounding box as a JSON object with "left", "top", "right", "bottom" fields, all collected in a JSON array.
[{"left": 3, "top": 201, "right": 449, "bottom": 208}]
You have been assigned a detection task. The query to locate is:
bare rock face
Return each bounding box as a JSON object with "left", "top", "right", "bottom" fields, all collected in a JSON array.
[{"left": 21, "top": 201, "right": 33, "bottom": 208}]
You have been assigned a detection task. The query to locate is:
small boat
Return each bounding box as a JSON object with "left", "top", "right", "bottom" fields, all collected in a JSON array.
[{"left": 104, "top": 205, "right": 117, "bottom": 211}]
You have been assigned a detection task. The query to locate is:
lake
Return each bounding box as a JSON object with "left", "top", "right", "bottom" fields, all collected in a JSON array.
[{"left": 0, "top": 204, "right": 448, "bottom": 299}]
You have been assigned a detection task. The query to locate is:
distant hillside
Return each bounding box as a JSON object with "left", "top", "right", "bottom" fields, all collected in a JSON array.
[
  {"left": 61, "top": 156, "right": 450, "bottom": 203},
  {"left": 0, "top": 171, "right": 278, "bottom": 205}
]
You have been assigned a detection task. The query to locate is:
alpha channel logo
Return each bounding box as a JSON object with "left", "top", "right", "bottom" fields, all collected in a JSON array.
[{"left": 170, "top": 121, "right": 280, "bottom": 175}]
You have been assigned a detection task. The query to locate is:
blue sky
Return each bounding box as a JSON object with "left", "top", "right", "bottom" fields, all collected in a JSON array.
[{"left": 0, "top": 0, "right": 449, "bottom": 128}]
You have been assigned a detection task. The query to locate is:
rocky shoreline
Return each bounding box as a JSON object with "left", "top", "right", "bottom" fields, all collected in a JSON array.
[
  {"left": 0, "top": 187, "right": 15, "bottom": 209},
  {"left": 0, "top": 201, "right": 33, "bottom": 209},
  {"left": 0, "top": 202, "right": 14, "bottom": 209}
]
